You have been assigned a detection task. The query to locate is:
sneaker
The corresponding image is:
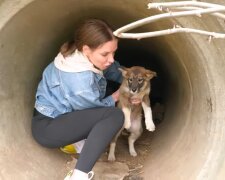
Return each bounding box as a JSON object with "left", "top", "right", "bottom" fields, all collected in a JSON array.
[
  {"left": 60, "top": 144, "right": 77, "bottom": 154},
  {"left": 64, "top": 170, "right": 73, "bottom": 180},
  {"left": 64, "top": 170, "right": 94, "bottom": 180},
  {"left": 74, "top": 139, "right": 86, "bottom": 153},
  {"left": 60, "top": 140, "right": 86, "bottom": 154}
]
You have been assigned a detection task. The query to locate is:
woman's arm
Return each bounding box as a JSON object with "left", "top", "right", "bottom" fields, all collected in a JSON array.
[
  {"left": 103, "top": 61, "right": 123, "bottom": 84},
  {"left": 68, "top": 89, "right": 117, "bottom": 110}
]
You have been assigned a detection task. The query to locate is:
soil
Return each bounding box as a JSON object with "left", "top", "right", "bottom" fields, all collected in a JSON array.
[
  {"left": 64, "top": 129, "right": 154, "bottom": 180},
  {"left": 99, "top": 129, "right": 154, "bottom": 180},
  {"left": 66, "top": 102, "right": 164, "bottom": 179}
]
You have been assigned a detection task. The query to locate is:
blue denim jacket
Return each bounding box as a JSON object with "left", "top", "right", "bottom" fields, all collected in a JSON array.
[{"left": 35, "top": 61, "right": 122, "bottom": 118}]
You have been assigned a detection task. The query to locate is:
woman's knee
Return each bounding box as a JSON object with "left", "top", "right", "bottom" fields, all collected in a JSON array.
[{"left": 107, "top": 107, "right": 124, "bottom": 128}]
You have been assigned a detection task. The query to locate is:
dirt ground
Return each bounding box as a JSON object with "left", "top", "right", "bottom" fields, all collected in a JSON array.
[
  {"left": 63, "top": 128, "right": 154, "bottom": 180},
  {"left": 97, "top": 101, "right": 164, "bottom": 179},
  {"left": 66, "top": 103, "right": 164, "bottom": 179},
  {"left": 99, "top": 129, "right": 154, "bottom": 180}
]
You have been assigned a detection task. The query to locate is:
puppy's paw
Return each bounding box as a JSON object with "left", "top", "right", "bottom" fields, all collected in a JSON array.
[
  {"left": 124, "top": 120, "right": 131, "bottom": 129},
  {"left": 124, "top": 119, "right": 131, "bottom": 129},
  {"left": 147, "top": 125, "right": 155, "bottom": 132},
  {"left": 146, "top": 120, "right": 155, "bottom": 132},
  {"left": 108, "top": 154, "right": 116, "bottom": 161},
  {"left": 129, "top": 149, "right": 137, "bottom": 157}
]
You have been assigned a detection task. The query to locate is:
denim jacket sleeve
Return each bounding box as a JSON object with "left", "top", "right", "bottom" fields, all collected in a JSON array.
[
  {"left": 103, "top": 61, "right": 123, "bottom": 84},
  {"left": 35, "top": 63, "right": 116, "bottom": 117},
  {"left": 61, "top": 71, "right": 116, "bottom": 110},
  {"left": 71, "top": 90, "right": 115, "bottom": 110}
]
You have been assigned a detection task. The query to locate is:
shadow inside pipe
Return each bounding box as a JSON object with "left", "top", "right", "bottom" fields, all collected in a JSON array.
[
  {"left": 102, "top": 39, "right": 170, "bottom": 179},
  {"left": 107, "top": 40, "right": 169, "bottom": 124}
]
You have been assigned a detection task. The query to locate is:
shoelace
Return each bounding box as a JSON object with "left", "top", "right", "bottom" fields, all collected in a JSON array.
[{"left": 64, "top": 170, "right": 73, "bottom": 180}]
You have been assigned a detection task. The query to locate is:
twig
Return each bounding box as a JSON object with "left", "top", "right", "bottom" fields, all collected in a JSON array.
[
  {"left": 148, "top": 1, "right": 225, "bottom": 9},
  {"left": 170, "top": 7, "right": 225, "bottom": 19},
  {"left": 116, "top": 27, "right": 225, "bottom": 40},
  {"left": 129, "top": 164, "right": 143, "bottom": 172},
  {"left": 113, "top": 1, "right": 225, "bottom": 40},
  {"left": 113, "top": 7, "right": 225, "bottom": 36}
]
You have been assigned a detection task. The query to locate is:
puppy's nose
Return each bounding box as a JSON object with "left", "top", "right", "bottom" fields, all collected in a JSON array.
[{"left": 132, "top": 88, "right": 137, "bottom": 92}]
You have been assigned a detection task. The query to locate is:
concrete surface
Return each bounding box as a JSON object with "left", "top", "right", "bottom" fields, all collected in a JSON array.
[{"left": 0, "top": 0, "right": 225, "bottom": 180}]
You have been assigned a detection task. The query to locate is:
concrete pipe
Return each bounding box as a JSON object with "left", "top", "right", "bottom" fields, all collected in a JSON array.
[{"left": 0, "top": 0, "right": 225, "bottom": 179}]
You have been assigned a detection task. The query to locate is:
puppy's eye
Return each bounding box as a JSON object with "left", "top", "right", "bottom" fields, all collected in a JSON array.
[
  {"left": 128, "top": 78, "right": 133, "bottom": 83},
  {"left": 138, "top": 78, "right": 143, "bottom": 83}
]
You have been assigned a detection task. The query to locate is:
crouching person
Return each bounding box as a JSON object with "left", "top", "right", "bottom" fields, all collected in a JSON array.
[{"left": 31, "top": 19, "right": 124, "bottom": 180}]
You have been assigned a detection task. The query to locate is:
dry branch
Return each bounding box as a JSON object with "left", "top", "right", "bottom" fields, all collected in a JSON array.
[{"left": 113, "top": 1, "right": 225, "bottom": 40}]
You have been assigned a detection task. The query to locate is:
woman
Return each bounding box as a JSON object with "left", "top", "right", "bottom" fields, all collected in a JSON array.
[{"left": 32, "top": 19, "right": 124, "bottom": 180}]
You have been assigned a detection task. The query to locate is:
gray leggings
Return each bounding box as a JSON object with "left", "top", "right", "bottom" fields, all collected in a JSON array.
[{"left": 32, "top": 107, "right": 124, "bottom": 173}]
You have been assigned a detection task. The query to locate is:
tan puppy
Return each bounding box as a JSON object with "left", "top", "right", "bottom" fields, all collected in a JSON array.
[{"left": 108, "top": 66, "right": 157, "bottom": 161}]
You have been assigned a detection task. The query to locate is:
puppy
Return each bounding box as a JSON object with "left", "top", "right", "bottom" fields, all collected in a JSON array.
[{"left": 108, "top": 66, "right": 157, "bottom": 161}]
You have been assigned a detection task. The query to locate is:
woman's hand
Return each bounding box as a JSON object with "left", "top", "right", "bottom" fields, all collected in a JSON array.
[
  {"left": 111, "top": 90, "right": 141, "bottom": 104},
  {"left": 111, "top": 90, "right": 120, "bottom": 102},
  {"left": 130, "top": 97, "right": 141, "bottom": 105}
]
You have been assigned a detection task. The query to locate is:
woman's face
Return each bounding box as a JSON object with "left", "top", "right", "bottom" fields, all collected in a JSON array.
[{"left": 83, "top": 39, "right": 118, "bottom": 70}]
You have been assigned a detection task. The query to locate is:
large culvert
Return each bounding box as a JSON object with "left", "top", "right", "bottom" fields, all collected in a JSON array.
[{"left": 0, "top": 0, "right": 225, "bottom": 180}]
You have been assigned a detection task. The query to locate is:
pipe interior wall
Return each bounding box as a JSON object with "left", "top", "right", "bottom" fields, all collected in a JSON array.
[{"left": 0, "top": 0, "right": 224, "bottom": 179}]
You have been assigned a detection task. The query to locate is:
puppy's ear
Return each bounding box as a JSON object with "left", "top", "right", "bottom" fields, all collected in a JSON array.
[
  {"left": 118, "top": 67, "right": 129, "bottom": 77},
  {"left": 145, "top": 70, "right": 157, "bottom": 80}
]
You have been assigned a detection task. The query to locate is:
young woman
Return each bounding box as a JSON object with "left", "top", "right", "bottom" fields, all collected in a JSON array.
[{"left": 32, "top": 19, "right": 124, "bottom": 180}]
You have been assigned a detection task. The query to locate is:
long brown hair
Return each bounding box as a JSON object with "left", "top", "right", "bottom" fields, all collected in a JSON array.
[{"left": 60, "top": 19, "right": 116, "bottom": 57}]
